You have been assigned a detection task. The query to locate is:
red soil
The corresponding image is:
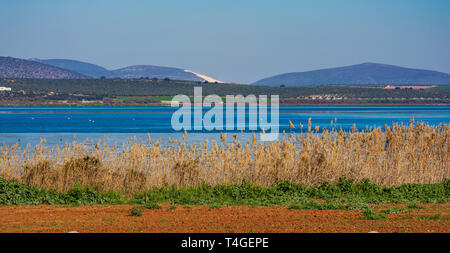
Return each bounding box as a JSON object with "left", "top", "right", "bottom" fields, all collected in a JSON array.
[{"left": 0, "top": 204, "right": 448, "bottom": 233}]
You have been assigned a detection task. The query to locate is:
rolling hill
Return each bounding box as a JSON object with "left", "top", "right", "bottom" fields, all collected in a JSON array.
[
  {"left": 29, "top": 58, "right": 224, "bottom": 82},
  {"left": 108, "top": 65, "right": 203, "bottom": 80},
  {"left": 253, "top": 63, "right": 450, "bottom": 86},
  {"left": 0, "top": 57, "right": 88, "bottom": 79},
  {"left": 30, "top": 58, "right": 110, "bottom": 78}
]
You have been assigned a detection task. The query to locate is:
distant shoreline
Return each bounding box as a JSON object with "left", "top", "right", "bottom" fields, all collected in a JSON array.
[{"left": 0, "top": 103, "right": 449, "bottom": 107}]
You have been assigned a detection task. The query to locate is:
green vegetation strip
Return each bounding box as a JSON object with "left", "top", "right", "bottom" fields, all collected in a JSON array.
[
  {"left": 3, "top": 78, "right": 449, "bottom": 101},
  {"left": 1, "top": 178, "right": 448, "bottom": 207},
  {"left": 0, "top": 178, "right": 125, "bottom": 205},
  {"left": 115, "top": 96, "right": 174, "bottom": 101}
]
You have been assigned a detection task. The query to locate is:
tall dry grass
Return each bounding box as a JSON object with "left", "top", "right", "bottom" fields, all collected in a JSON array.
[{"left": 0, "top": 121, "right": 448, "bottom": 195}]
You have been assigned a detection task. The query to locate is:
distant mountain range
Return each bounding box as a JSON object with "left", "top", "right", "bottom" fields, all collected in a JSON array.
[
  {"left": 0, "top": 56, "right": 224, "bottom": 82},
  {"left": 2, "top": 57, "right": 450, "bottom": 86},
  {"left": 253, "top": 63, "right": 450, "bottom": 86}
]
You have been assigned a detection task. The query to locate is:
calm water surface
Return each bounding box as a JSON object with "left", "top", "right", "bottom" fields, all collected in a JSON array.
[{"left": 0, "top": 105, "right": 449, "bottom": 147}]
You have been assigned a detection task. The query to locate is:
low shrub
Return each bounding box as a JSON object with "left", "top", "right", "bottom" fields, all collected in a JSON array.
[{"left": 130, "top": 206, "right": 144, "bottom": 216}]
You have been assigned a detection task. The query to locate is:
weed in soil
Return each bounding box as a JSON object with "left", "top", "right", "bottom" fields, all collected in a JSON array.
[
  {"left": 143, "top": 202, "right": 162, "bottom": 210},
  {"left": 418, "top": 214, "right": 449, "bottom": 220},
  {"left": 361, "top": 209, "right": 387, "bottom": 220},
  {"left": 407, "top": 203, "right": 425, "bottom": 209},
  {"left": 130, "top": 206, "right": 144, "bottom": 216},
  {"left": 381, "top": 208, "right": 406, "bottom": 214}
]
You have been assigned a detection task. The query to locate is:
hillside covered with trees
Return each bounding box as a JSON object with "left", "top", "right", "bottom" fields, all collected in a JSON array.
[
  {"left": 0, "top": 78, "right": 449, "bottom": 105},
  {"left": 0, "top": 57, "right": 88, "bottom": 79}
]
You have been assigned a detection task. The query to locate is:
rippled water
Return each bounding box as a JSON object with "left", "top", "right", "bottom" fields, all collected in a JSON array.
[{"left": 0, "top": 105, "right": 448, "bottom": 147}]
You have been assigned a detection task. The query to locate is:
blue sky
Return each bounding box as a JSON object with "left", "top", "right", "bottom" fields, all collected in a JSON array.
[{"left": 0, "top": 0, "right": 449, "bottom": 83}]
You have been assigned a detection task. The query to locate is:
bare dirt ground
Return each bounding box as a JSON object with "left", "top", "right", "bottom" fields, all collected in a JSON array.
[{"left": 0, "top": 204, "right": 448, "bottom": 233}]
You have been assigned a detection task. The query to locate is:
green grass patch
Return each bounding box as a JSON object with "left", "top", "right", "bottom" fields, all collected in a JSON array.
[
  {"left": 407, "top": 203, "right": 425, "bottom": 209},
  {"left": 114, "top": 95, "right": 268, "bottom": 103},
  {"left": 0, "top": 178, "right": 125, "bottom": 205},
  {"left": 133, "top": 178, "right": 449, "bottom": 206},
  {"left": 360, "top": 209, "right": 387, "bottom": 220},
  {"left": 115, "top": 96, "right": 158, "bottom": 100},
  {"left": 143, "top": 202, "right": 162, "bottom": 209},
  {"left": 288, "top": 204, "right": 303, "bottom": 210}
]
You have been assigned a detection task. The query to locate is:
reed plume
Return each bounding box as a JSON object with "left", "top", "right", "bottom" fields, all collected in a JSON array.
[{"left": 0, "top": 121, "right": 448, "bottom": 195}]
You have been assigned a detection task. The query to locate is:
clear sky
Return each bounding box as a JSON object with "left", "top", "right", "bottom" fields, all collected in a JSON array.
[{"left": 1, "top": 0, "right": 449, "bottom": 83}]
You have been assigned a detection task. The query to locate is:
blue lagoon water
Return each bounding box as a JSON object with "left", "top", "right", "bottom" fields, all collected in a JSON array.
[{"left": 0, "top": 105, "right": 449, "bottom": 147}]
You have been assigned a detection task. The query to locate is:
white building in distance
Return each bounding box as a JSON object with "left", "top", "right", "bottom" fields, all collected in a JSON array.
[{"left": 0, "top": 87, "right": 12, "bottom": 91}]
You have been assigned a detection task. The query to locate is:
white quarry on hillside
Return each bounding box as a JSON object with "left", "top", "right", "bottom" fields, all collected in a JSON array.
[{"left": 184, "top": 70, "right": 225, "bottom": 83}]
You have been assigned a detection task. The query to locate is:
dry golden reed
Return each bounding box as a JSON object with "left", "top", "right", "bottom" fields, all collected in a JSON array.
[{"left": 0, "top": 121, "right": 448, "bottom": 195}]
